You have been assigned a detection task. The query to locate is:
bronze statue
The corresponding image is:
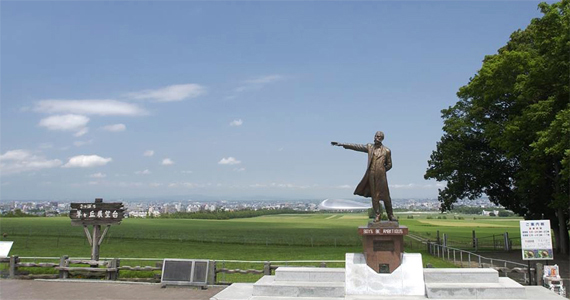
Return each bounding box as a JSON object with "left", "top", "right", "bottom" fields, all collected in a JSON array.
[{"left": 331, "top": 131, "right": 395, "bottom": 222}]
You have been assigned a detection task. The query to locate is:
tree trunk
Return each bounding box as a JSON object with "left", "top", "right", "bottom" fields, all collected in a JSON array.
[
  {"left": 553, "top": 162, "right": 569, "bottom": 255},
  {"left": 556, "top": 207, "right": 569, "bottom": 255}
]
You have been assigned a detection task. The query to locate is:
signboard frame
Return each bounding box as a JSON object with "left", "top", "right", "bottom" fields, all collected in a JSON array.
[
  {"left": 519, "top": 220, "right": 554, "bottom": 260},
  {"left": 69, "top": 198, "right": 125, "bottom": 261},
  {"left": 161, "top": 259, "right": 210, "bottom": 287}
]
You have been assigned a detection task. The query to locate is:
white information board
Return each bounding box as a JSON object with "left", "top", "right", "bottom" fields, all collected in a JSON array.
[
  {"left": 520, "top": 220, "right": 553, "bottom": 260},
  {"left": 0, "top": 241, "right": 14, "bottom": 258}
]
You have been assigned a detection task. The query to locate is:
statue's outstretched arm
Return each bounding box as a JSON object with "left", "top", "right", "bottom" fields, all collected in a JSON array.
[{"left": 331, "top": 142, "right": 367, "bottom": 153}]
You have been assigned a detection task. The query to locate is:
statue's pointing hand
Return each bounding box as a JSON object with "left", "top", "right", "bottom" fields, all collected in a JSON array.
[{"left": 331, "top": 141, "right": 339, "bottom": 146}]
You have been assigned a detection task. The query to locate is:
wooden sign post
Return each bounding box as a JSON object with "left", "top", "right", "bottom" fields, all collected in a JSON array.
[{"left": 70, "top": 198, "right": 124, "bottom": 261}]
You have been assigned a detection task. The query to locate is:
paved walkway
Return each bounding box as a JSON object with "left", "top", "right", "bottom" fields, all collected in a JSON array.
[
  {"left": 0, "top": 279, "right": 225, "bottom": 300},
  {"left": 480, "top": 250, "right": 569, "bottom": 297}
]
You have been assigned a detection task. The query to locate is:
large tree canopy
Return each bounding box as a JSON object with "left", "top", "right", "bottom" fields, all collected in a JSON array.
[{"left": 425, "top": 1, "right": 570, "bottom": 254}]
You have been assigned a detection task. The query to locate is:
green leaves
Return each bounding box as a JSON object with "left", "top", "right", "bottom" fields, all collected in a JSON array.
[{"left": 425, "top": 1, "right": 569, "bottom": 239}]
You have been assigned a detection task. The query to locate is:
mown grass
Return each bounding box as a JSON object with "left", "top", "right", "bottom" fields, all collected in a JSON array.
[{"left": 0, "top": 212, "right": 522, "bottom": 281}]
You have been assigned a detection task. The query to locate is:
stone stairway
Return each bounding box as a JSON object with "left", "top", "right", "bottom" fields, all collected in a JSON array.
[
  {"left": 424, "top": 268, "right": 526, "bottom": 299},
  {"left": 251, "top": 267, "right": 346, "bottom": 299}
]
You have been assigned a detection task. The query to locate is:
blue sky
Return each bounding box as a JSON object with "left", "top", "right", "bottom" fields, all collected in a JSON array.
[{"left": 0, "top": 1, "right": 547, "bottom": 201}]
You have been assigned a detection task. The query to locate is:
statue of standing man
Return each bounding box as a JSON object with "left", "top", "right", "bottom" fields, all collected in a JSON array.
[{"left": 331, "top": 131, "right": 395, "bottom": 223}]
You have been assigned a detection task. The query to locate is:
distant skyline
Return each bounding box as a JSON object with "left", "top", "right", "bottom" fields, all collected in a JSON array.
[{"left": 0, "top": 1, "right": 548, "bottom": 201}]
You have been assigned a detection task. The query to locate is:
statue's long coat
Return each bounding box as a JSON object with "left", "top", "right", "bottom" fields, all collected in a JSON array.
[{"left": 341, "top": 143, "right": 392, "bottom": 199}]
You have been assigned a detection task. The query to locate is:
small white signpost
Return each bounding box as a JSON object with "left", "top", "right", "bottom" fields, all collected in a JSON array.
[
  {"left": 519, "top": 220, "right": 553, "bottom": 260},
  {"left": 0, "top": 241, "right": 14, "bottom": 258}
]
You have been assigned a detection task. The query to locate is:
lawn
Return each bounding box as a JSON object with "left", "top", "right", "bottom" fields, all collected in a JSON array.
[{"left": 0, "top": 212, "right": 523, "bottom": 280}]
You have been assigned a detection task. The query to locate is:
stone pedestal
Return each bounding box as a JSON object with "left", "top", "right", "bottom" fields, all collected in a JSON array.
[
  {"left": 345, "top": 253, "right": 425, "bottom": 296},
  {"left": 358, "top": 222, "right": 408, "bottom": 273}
]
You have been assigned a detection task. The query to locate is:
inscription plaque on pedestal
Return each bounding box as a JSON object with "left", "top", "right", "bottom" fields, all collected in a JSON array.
[{"left": 358, "top": 222, "right": 408, "bottom": 273}]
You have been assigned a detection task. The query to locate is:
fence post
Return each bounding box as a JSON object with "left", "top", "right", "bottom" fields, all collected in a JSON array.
[
  {"left": 320, "top": 262, "right": 326, "bottom": 268},
  {"left": 263, "top": 261, "right": 271, "bottom": 275},
  {"left": 472, "top": 230, "right": 476, "bottom": 248},
  {"left": 436, "top": 230, "right": 440, "bottom": 245},
  {"left": 443, "top": 233, "right": 447, "bottom": 247},
  {"left": 453, "top": 249, "right": 456, "bottom": 264},
  {"left": 527, "top": 261, "right": 532, "bottom": 285},
  {"left": 536, "top": 263, "right": 543, "bottom": 286},
  {"left": 460, "top": 251, "right": 463, "bottom": 267},
  {"left": 208, "top": 260, "right": 217, "bottom": 285},
  {"left": 468, "top": 253, "right": 471, "bottom": 267},
  {"left": 115, "top": 259, "right": 121, "bottom": 280},
  {"left": 59, "top": 255, "right": 69, "bottom": 279},
  {"left": 478, "top": 256, "right": 482, "bottom": 268},
  {"left": 106, "top": 258, "right": 117, "bottom": 280},
  {"left": 503, "top": 232, "right": 510, "bottom": 251},
  {"left": 9, "top": 255, "right": 17, "bottom": 278}
]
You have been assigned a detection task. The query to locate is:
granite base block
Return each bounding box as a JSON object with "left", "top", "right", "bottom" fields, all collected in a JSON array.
[{"left": 345, "top": 253, "right": 424, "bottom": 296}]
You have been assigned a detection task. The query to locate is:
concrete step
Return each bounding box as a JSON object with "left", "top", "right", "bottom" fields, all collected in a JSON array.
[
  {"left": 252, "top": 275, "right": 345, "bottom": 298},
  {"left": 210, "top": 283, "right": 253, "bottom": 300},
  {"left": 275, "top": 267, "right": 346, "bottom": 283},
  {"left": 425, "top": 277, "right": 526, "bottom": 299},
  {"left": 423, "top": 268, "right": 499, "bottom": 284},
  {"left": 251, "top": 297, "right": 345, "bottom": 300}
]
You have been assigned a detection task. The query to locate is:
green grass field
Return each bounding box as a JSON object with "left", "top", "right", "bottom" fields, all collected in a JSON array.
[{"left": 0, "top": 212, "right": 523, "bottom": 281}]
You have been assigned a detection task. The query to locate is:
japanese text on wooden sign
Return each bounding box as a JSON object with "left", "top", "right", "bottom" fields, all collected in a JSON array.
[{"left": 70, "top": 202, "right": 124, "bottom": 226}]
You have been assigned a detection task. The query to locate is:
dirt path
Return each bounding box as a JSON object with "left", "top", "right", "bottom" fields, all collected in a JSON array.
[{"left": 0, "top": 279, "right": 225, "bottom": 300}]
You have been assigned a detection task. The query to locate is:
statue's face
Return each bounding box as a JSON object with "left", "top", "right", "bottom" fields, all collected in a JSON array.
[{"left": 374, "top": 131, "right": 384, "bottom": 144}]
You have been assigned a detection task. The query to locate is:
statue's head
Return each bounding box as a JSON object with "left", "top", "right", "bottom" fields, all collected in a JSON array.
[{"left": 374, "top": 131, "right": 384, "bottom": 144}]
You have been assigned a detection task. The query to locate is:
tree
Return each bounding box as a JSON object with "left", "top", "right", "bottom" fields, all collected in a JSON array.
[{"left": 425, "top": 1, "right": 569, "bottom": 254}]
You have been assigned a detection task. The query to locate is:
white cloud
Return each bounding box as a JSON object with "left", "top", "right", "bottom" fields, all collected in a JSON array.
[
  {"left": 39, "top": 143, "right": 53, "bottom": 149},
  {"left": 336, "top": 184, "right": 353, "bottom": 189},
  {"left": 149, "top": 182, "right": 163, "bottom": 187},
  {"left": 389, "top": 183, "right": 445, "bottom": 189},
  {"left": 102, "top": 124, "right": 126, "bottom": 132},
  {"left": 162, "top": 158, "right": 174, "bottom": 165},
  {"left": 268, "top": 182, "right": 311, "bottom": 189},
  {"left": 250, "top": 183, "right": 267, "bottom": 188},
  {"left": 233, "top": 167, "right": 246, "bottom": 172},
  {"left": 0, "top": 150, "right": 32, "bottom": 161},
  {"left": 35, "top": 100, "right": 147, "bottom": 116},
  {"left": 74, "top": 127, "right": 89, "bottom": 137},
  {"left": 0, "top": 149, "right": 62, "bottom": 175},
  {"left": 143, "top": 150, "right": 154, "bottom": 157},
  {"left": 218, "top": 157, "right": 241, "bottom": 165},
  {"left": 235, "top": 74, "right": 285, "bottom": 93},
  {"left": 244, "top": 74, "right": 284, "bottom": 85},
  {"left": 229, "top": 119, "right": 243, "bottom": 127},
  {"left": 89, "top": 172, "right": 106, "bottom": 178},
  {"left": 128, "top": 83, "right": 206, "bottom": 102},
  {"left": 135, "top": 169, "right": 151, "bottom": 175},
  {"left": 74, "top": 139, "right": 94, "bottom": 147},
  {"left": 38, "top": 114, "right": 89, "bottom": 136},
  {"left": 63, "top": 155, "right": 112, "bottom": 168}
]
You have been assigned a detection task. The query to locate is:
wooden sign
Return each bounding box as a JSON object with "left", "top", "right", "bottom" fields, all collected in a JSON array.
[
  {"left": 70, "top": 201, "right": 124, "bottom": 226},
  {"left": 69, "top": 198, "right": 124, "bottom": 261}
]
